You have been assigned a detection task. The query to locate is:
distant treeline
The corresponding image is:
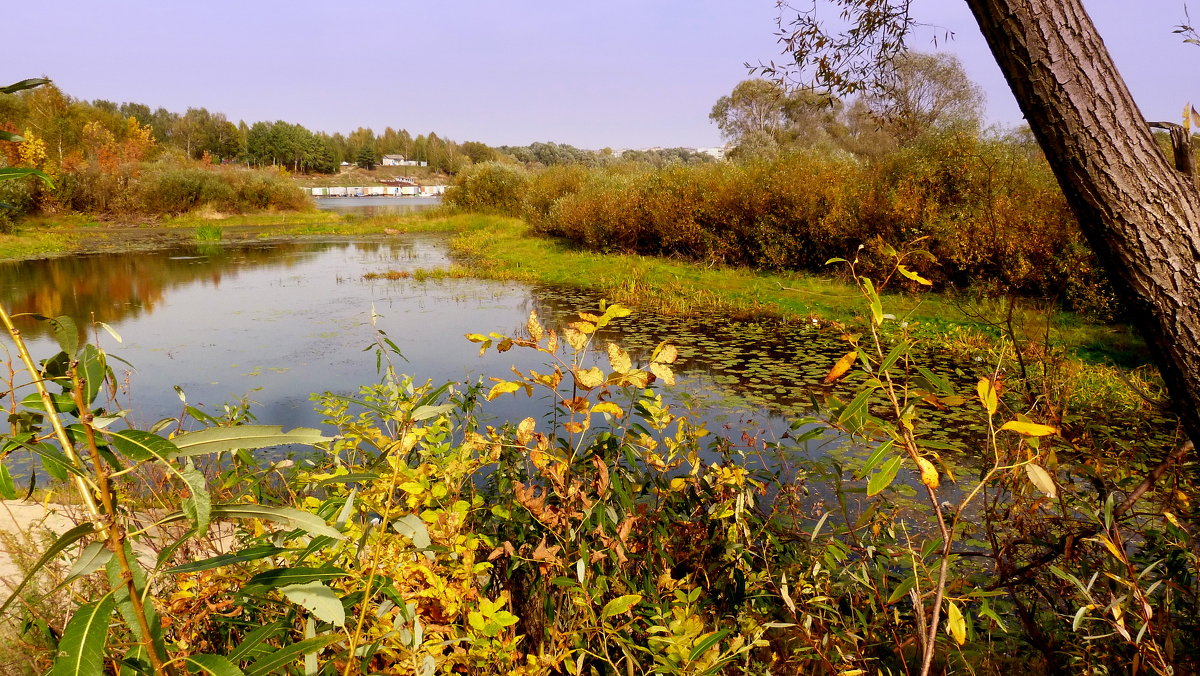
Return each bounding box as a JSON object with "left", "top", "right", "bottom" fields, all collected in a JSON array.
[{"left": 0, "top": 80, "right": 730, "bottom": 225}]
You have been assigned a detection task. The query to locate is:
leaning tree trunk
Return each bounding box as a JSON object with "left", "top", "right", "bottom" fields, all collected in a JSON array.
[{"left": 965, "top": 0, "right": 1200, "bottom": 442}]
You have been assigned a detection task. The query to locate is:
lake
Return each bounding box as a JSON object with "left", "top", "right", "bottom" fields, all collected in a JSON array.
[{"left": 5, "top": 232, "right": 915, "bottom": 473}]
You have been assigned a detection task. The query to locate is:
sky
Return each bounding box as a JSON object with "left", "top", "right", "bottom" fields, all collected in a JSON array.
[{"left": 9, "top": 1, "right": 1198, "bottom": 150}]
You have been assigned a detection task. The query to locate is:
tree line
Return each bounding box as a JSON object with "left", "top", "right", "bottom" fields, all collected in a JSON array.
[{"left": 0, "top": 81, "right": 489, "bottom": 175}]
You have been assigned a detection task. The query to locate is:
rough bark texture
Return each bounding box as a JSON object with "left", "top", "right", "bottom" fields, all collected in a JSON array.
[{"left": 964, "top": 0, "right": 1200, "bottom": 441}]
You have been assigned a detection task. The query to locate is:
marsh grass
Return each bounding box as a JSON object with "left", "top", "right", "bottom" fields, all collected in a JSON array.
[
  {"left": 437, "top": 213, "right": 1147, "bottom": 364},
  {"left": 194, "top": 224, "right": 222, "bottom": 242}
]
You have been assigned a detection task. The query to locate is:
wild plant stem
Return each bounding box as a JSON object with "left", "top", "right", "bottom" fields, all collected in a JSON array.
[
  {"left": 0, "top": 303, "right": 100, "bottom": 519},
  {"left": 69, "top": 367, "right": 172, "bottom": 676}
]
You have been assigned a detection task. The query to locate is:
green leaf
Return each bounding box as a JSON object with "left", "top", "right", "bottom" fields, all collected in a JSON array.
[
  {"left": 862, "top": 277, "right": 884, "bottom": 325},
  {"left": 314, "top": 472, "right": 378, "bottom": 487},
  {"left": 227, "top": 621, "right": 286, "bottom": 663},
  {"left": 171, "top": 425, "right": 332, "bottom": 458},
  {"left": 244, "top": 635, "right": 342, "bottom": 676},
  {"left": 410, "top": 404, "right": 454, "bottom": 421},
  {"left": 246, "top": 567, "right": 347, "bottom": 589},
  {"left": 856, "top": 439, "right": 895, "bottom": 479},
  {"left": 183, "top": 655, "right": 245, "bottom": 676},
  {"left": 887, "top": 575, "right": 916, "bottom": 604},
  {"left": 50, "top": 592, "right": 116, "bottom": 676},
  {"left": 0, "top": 462, "right": 15, "bottom": 500},
  {"left": 159, "top": 503, "right": 344, "bottom": 542},
  {"left": 180, "top": 461, "right": 212, "bottom": 534},
  {"left": 0, "top": 522, "right": 96, "bottom": 616},
  {"left": 106, "top": 541, "right": 166, "bottom": 657},
  {"left": 66, "top": 542, "right": 113, "bottom": 581},
  {"left": 75, "top": 345, "right": 107, "bottom": 405},
  {"left": 110, "top": 430, "right": 179, "bottom": 463},
  {"left": 33, "top": 442, "right": 77, "bottom": 480},
  {"left": 0, "top": 167, "right": 53, "bottom": 187},
  {"left": 118, "top": 646, "right": 150, "bottom": 676},
  {"left": 601, "top": 594, "right": 642, "bottom": 619},
  {"left": 1, "top": 78, "right": 50, "bottom": 94},
  {"left": 20, "top": 391, "right": 78, "bottom": 415},
  {"left": 166, "top": 545, "right": 290, "bottom": 573},
  {"left": 688, "top": 629, "right": 731, "bottom": 662},
  {"left": 38, "top": 315, "right": 79, "bottom": 358},
  {"left": 837, "top": 387, "right": 874, "bottom": 430},
  {"left": 867, "top": 455, "right": 903, "bottom": 496},
  {"left": 281, "top": 582, "right": 346, "bottom": 627},
  {"left": 879, "top": 340, "right": 911, "bottom": 373}
]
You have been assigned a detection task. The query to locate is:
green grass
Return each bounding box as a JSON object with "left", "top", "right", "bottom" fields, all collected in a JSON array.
[
  {"left": 195, "top": 223, "right": 222, "bottom": 241},
  {"left": 427, "top": 213, "right": 1147, "bottom": 368}
]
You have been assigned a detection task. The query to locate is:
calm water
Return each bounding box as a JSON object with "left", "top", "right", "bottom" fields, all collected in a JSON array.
[{"left": 2, "top": 236, "right": 880, "bottom": 463}]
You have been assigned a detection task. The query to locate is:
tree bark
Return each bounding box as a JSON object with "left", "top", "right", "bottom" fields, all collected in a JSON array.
[{"left": 964, "top": 0, "right": 1200, "bottom": 441}]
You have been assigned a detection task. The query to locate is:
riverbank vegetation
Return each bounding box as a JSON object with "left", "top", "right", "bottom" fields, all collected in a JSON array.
[
  {"left": 0, "top": 279, "right": 1192, "bottom": 674},
  {"left": 446, "top": 129, "right": 1117, "bottom": 321}
]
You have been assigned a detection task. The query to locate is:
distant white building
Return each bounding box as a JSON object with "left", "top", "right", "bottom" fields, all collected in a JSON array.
[{"left": 381, "top": 154, "right": 428, "bottom": 167}]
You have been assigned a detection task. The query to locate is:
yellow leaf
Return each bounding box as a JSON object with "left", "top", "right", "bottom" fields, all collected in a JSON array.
[
  {"left": 977, "top": 378, "right": 998, "bottom": 416},
  {"left": 1164, "top": 511, "right": 1183, "bottom": 529},
  {"left": 624, "top": 370, "right": 651, "bottom": 388},
  {"left": 653, "top": 342, "right": 678, "bottom": 364},
  {"left": 486, "top": 381, "right": 522, "bottom": 401},
  {"left": 896, "top": 264, "right": 933, "bottom": 286},
  {"left": 569, "top": 320, "right": 596, "bottom": 335},
  {"left": 916, "top": 456, "right": 939, "bottom": 489},
  {"left": 1024, "top": 463, "right": 1058, "bottom": 498},
  {"left": 1094, "top": 534, "right": 1128, "bottom": 563},
  {"left": 1000, "top": 420, "right": 1058, "bottom": 437},
  {"left": 591, "top": 402, "right": 624, "bottom": 418},
  {"left": 527, "top": 310, "right": 544, "bottom": 341},
  {"left": 399, "top": 481, "right": 426, "bottom": 495},
  {"left": 563, "top": 327, "right": 588, "bottom": 352},
  {"left": 607, "top": 342, "right": 632, "bottom": 375},
  {"left": 824, "top": 351, "right": 858, "bottom": 384},
  {"left": 516, "top": 417, "right": 536, "bottom": 445},
  {"left": 946, "top": 601, "right": 967, "bottom": 646},
  {"left": 574, "top": 367, "right": 606, "bottom": 389},
  {"left": 649, "top": 362, "right": 675, "bottom": 386}
]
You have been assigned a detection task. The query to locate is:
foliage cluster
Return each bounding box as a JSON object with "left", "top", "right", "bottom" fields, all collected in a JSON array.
[
  {"left": 0, "top": 90, "right": 312, "bottom": 219},
  {"left": 1, "top": 284, "right": 1194, "bottom": 675},
  {"left": 449, "top": 129, "right": 1117, "bottom": 318},
  {"left": 0, "top": 80, "right": 490, "bottom": 178}
]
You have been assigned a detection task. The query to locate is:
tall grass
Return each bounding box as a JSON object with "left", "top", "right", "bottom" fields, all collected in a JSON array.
[{"left": 447, "top": 129, "right": 1118, "bottom": 319}]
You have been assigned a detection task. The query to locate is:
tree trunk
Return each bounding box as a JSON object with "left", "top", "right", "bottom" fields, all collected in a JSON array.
[{"left": 964, "top": 0, "right": 1200, "bottom": 442}]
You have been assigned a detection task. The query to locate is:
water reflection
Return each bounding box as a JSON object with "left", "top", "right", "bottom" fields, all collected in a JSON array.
[
  {"left": 0, "top": 239, "right": 431, "bottom": 341},
  {"left": 314, "top": 196, "right": 441, "bottom": 216}
]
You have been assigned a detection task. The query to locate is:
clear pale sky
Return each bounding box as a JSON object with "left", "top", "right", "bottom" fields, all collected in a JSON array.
[{"left": 9, "top": 1, "right": 1196, "bottom": 149}]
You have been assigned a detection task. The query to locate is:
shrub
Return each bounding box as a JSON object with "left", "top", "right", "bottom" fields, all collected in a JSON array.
[{"left": 444, "top": 161, "right": 529, "bottom": 215}]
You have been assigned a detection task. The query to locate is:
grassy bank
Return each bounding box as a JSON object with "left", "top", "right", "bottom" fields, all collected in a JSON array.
[{"left": 410, "top": 213, "right": 1147, "bottom": 367}]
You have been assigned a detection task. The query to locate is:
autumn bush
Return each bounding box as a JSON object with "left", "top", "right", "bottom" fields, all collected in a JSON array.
[
  {"left": 443, "top": 161, "right": 529, "bottom": 214},
  {"left": 452, "top": 129, "right": 1119, "bottom": 317}
]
